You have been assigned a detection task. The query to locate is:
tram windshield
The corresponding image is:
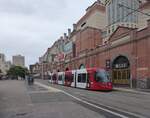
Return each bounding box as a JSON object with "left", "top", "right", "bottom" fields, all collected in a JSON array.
[{"left": 95, "top": 70, "right": 110, "bottom": 83}]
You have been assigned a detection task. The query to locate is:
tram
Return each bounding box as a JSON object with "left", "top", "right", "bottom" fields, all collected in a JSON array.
[{"left": 48, "top": 67, "right": 112, "bottom": 91}]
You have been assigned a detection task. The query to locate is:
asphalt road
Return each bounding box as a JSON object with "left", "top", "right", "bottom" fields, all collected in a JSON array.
[
  {"left": 0, "top": 80, "right": 150, "bottom": 118},
  {"left": 36, "top": 79, "right": 150, "bottom": 118}
]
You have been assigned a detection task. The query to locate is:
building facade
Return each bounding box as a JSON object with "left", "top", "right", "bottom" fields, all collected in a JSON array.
[
  {"left": 76, "top": 1, "right": 106, "bottom": 31},
  {"left": 105, "top": 0, "right": 139, "bottom": 36},
  {"left": 59, "top": 20, "right": 150, "bottom": 89},
  {"left": 0, "top": 53, "right": 11, "bottom": 75},
  {"left": 32, "top": 0, "right": 150, "bottom": 89},
  {"left": 0, "top": 53, "right": 5, "bottom": 63},
  {"left": 138, "top": 1, "right": 150, "bottom": 29},
  {"left": 12, "top": 55, "right": 25, "bottom": 67}
]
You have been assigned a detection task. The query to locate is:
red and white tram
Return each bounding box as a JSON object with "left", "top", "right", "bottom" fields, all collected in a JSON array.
[{"left": 49, "top": 67, "right": 112, "bottom": 91}]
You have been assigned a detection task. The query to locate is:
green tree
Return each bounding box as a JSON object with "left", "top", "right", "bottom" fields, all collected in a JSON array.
[{"left": 7, "top": 66, "right": 29, "bottom": 79}]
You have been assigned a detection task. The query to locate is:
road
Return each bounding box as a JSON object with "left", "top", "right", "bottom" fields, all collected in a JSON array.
[{"left": 0, "top": 80, "right": 150, "bottom": 118}]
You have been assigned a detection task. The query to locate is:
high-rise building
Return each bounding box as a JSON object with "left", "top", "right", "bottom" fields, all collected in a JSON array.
[
  {"left": 0, "top": 53, "right": 5, "bottom": 63},
  {"left": 105, "top": 0, "right": 140, "bottom": 35},
  {"left": 0, "top": 53, "right": 11, "bottom": 75},
  {"left": 12, "top": 55, "right": 25, "bottom": 67},
  {"left": 138, "top": 0, "right": 150, "bottom": 29}
]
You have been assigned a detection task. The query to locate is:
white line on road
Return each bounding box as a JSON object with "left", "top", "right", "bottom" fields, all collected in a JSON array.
[
  {"left": 35, "top": 82, "right": 61, "bottom": 92},
  {"left": 35, "top": 82, "right": 146, "bottom": 118}
]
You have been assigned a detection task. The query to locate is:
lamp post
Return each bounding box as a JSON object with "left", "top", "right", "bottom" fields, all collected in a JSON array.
[{"left": 41, "top": 58, "right": 44, "bottom": 80}]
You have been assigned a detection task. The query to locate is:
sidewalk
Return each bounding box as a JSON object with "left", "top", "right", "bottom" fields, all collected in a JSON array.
[
  {"left": 0, "top": 80, "right": 33, "bottom": 118},
  {"left": 114, "top": 87, "right": 150, "bottom": 95}
]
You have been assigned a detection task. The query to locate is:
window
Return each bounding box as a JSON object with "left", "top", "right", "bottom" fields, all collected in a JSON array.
[
  {"left": 78, "top": 73, "right": 87, "bottom": 83},
  {"left": 49, "top": 76, "right": 51, "bottom": 80},
  {"left": 52, "top": 74, "right": 57, "bottom": 80},
  {"left": 65, "top": 73, "right": 74, "bottom": 82},
  {"left": 58, "top": 75, "right": 62, "bottom": 81},
  {"left": 108, "top": 29, "right": 111, "bottom": 34},
  {"left": 82, "top": 74, "right": 86, "bottom": 83},
  {"left": 112, "top": 25, "right": 115, "bottom": 32},
  {"left": 81, "top": 22, "right": 86, "bottom": 27},
  {"left": 95, "top": 70, "right": 110, "bottom": 83},
  {"left": 78, "top": 74, "right": 82, "bottom": 82},
  {"left": 71, "top": 74, "right": 74, "bottom": 82}
]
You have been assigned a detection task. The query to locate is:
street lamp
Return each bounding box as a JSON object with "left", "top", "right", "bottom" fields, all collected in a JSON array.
[{"left": 41, "top": 58, "right": 44, "bottom": 80}]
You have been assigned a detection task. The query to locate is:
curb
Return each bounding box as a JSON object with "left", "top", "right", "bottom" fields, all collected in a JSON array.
[{"left": 113, "top": 87, "right": 150, "bottom": 95}]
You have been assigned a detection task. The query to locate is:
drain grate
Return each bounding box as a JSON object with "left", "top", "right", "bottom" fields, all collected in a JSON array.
[{"left": 16, "top": 112, "right": 28, "bottom": 116}]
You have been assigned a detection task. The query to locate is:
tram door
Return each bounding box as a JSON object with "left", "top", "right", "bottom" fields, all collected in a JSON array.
[{"left": 112, "top": 56, "right": 130, "bottom": 85}]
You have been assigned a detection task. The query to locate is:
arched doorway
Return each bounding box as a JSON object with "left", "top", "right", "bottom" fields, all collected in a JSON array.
[
  {"left": 79, "top": 64, "right": 85, "bottom": 69},
  {"left": 112, "top": 56, "right": 130, "bottom": 85}
]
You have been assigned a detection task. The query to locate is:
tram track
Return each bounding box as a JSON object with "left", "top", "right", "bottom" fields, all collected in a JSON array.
[{"left": 35, "top": 81, "right": 147, "bottom": 118}]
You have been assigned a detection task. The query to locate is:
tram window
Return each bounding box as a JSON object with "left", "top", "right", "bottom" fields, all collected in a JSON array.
[
  {"left": 82, "top": 74, "right": 86, "bottom": 83},
  {"left": 52, "top": 74, "right": 57, "bottom": 80},
  {"left": 65, "top": 73, "right": 73, "bottom": 82},
  {"left": 78, "top": 74, "right": 82, "bottom": 82},
  {"left": 95, "top": 70, "right": 110, "bottom": 82},
  {"left": 65, "top": 75, "right": 69, "bottom": 81},
  {"left": 71, "top": 74, "right": 74, "bottom": 82},
  {"left": 78, "top": 73, "right": 87, "bottom": 83},
  {"left": 48, "top": 76, "right": 51, "bottom": 80},
  {"left": 58, "top": 75, "right": 62, "bottom": 81}
]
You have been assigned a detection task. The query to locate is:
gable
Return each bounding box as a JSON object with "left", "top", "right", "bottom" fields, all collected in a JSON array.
[{"left": 109, "top": 27, "right": 134, "bottom": 42}]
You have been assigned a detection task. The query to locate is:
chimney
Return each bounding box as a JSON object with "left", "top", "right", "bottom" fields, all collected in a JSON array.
[
  {"left": 64, "top": 33, "right": 67, "bottom": 39},
  {"left": 68, "top": 28, "right": 71, "bottom": 37},
  {"left": 73, "top": 24, "right": 77, "bottom": 31},
  {"left": 60, "top": 36, "right": 63, "bottom": 40}
]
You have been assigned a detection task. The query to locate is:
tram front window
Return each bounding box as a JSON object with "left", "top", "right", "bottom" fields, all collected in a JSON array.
[{"left": 95, "top": 70, "right": 110, "bottom": 83}]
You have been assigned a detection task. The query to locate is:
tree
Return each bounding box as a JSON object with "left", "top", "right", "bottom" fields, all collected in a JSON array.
[{"left": 7, "top": 66, "right": 29, "bottom": 79}]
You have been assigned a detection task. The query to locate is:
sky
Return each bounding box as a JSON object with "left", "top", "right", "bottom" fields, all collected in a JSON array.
[{"left": 0, "top": 0, "right": 96, "bottom": 67}]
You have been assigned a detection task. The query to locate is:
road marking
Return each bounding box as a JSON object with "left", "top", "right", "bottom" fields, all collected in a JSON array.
[
  {"left": 35, "top": 82, "right": 61, "bottom": 92},
  {"left": 35, "top": 82, "right": 146, "bottom": 118},
  {"left": 28, "top": 90, "right": 50, "bottom": 94}
]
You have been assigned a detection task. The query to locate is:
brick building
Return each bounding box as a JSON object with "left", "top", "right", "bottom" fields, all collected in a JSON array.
[{"left": 32, "top": 0, "right": 150, "bottom": 88}]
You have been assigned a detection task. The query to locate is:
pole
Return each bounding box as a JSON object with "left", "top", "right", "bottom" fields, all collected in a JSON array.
[
  {"left": 42, "top": 59, "right": 44, "bottom": 80},
  {"left": 130, "top": 74, "right": 133, "bottom": 89}
]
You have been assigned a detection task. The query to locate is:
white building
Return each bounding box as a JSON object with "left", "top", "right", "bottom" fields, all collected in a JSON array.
[
  {"left": 0, "top": 53, "right": 5, "bottom": 63},
  {"left": 12, "top": 55, "right": 25, "bottom": 67},
  {"left": 138, "top": 0, "right": 150, "bottom": 30},
  {"left": 105, "top": 0, "right": 140, "bottom": 35},
  {"left": 0, "top": 53, "right": 11, "bottom": 75}
]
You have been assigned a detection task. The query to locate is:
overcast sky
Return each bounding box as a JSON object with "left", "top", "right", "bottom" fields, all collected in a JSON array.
[{"left": 0, "top": 0, "right": 96, "bottom": 67}]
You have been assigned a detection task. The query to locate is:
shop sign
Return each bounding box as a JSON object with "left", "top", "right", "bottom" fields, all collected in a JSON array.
[
  {"left": 64, "top": 42, "right": 73, "bottom": 54},
  {"left": 115, "top": 63, "right": 128, "bottom": 69}
]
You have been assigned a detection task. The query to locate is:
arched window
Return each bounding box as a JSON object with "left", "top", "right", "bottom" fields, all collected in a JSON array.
[{"left": 112, "top": 56, "right": 130, "bottom": 69}]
